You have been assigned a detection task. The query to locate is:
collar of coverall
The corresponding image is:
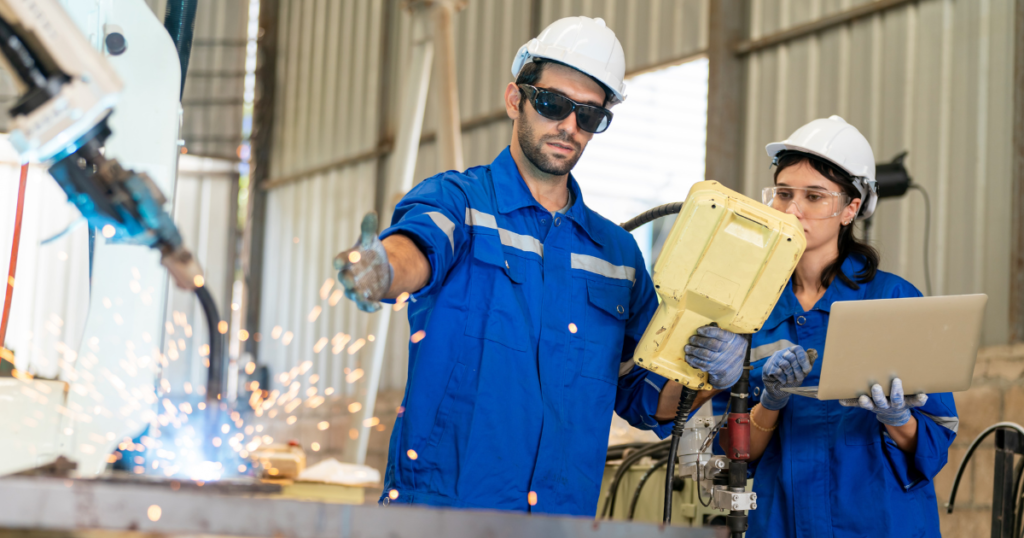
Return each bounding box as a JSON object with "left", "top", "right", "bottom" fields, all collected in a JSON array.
[
  {"left": 492, "top": 146, "right": 606, "bottom": 247},
  {"left": 761, "top": 254, "right": 869, "bottom": 332}
]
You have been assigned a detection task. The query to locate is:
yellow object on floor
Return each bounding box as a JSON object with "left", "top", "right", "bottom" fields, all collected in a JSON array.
[
  {"left": 262, "top": 479, "right": 367, "bottom": 505},
  {"left": 633, "top": 181, "right": 806, "bottom": 389}
]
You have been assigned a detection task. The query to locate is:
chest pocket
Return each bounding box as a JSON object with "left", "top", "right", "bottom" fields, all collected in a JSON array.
[
  {"left": 580, "top": 279, "right": 630, "bottom": 384},
  {"left": 463, "top": 234, "right": 528, "bottom": 351}
]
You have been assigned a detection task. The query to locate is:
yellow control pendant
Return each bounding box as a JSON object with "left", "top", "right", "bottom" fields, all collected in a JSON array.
[{"left": 633, "top": 181, "right": 807, "bottom": 390}]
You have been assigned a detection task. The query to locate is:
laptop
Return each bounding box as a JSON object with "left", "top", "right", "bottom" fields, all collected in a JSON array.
[{"left": 782, "top": 294, "right": 988, "bottom": 400}]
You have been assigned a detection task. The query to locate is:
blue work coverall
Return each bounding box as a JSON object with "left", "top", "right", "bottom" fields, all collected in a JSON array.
[
  {"left": 377, "top": 147, "right": 672, "bottom": 515},
  {"left": 713, "top": 255, "right": 958, "bottom": 537}
]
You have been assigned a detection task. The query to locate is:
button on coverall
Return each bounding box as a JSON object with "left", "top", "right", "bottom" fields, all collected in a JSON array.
[
  {"left": 378, "top": 147, "right": 672, "bottom": 515},
  {"left": 712, "top": 255, "right": 958, "bottom": 537}
]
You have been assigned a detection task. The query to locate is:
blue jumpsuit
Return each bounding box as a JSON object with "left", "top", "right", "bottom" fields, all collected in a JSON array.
[
  {"left": 377, "top": 147, "right": 672, "bottom": 515},
  {"left": 713, "top": 255, "right": 958, "bottom": 537}
]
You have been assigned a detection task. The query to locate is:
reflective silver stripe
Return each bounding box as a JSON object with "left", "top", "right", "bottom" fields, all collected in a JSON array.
[
  {"left": 919, "top": 412, "right": 959, "bottom": 433},
  {"left": 619, "top": 361, "right": 635, "bottom": 377},
  {"left": 425, "top": 212, "right": 455, "bottom": 254},
  {"left": 465, "top": 207, "right": 497, "bottom": 229},
  {"left": 751, "top": 339, "right": 796, "bottom": 362},
  {"left": 499, "top": 228, "right": 544, "bottom": 257},
  {"left": 465, "top": 208, "right": 543, "bottom": 257},
  {"left": 571, "top": 253, "right": 635, "bottom": 283},
  {"left": 645, "top": 378, "right": 662, "bottom": 392}
]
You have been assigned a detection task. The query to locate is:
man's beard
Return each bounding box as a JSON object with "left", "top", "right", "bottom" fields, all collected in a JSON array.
[{"left": 517, "top": 113, "right": 584, "bottom": 177}]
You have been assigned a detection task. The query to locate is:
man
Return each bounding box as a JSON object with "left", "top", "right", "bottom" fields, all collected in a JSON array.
[{"left": 335, "top": 16, "right": 744, "bottom": 516}]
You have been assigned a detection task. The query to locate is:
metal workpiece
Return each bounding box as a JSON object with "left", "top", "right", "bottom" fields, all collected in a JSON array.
[
  {"left": 0, "top": 476, "right": 719, "bottom": 538},
  {"left": 712, "top": 489, "right": 756, "bottom": 512}
]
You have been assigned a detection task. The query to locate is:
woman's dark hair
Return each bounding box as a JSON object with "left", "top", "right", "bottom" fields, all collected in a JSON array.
[
  {"left": 514, "top": 59, "right": 612, "bottom": 108},
  {"left": 773, "top": 151, "right": 879, "bottom": 290}
]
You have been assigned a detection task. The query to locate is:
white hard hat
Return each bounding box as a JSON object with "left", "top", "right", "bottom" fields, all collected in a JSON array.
[
  {"left": 510, "top": 16, "right": 627, "bottom": 105},
  {"left": 765, "top": 115, "right": 879, "bottom": 220}
]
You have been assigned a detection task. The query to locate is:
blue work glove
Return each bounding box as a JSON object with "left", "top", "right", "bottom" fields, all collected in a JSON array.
[
  {"left": 683, "top": 326, "right": 748, "bottom": 389},
  {"left": 760, "top": 346, "right": 812, "bottom": 411},
  {"left": 334, "top": 212, "right": 393, "bottom": 313},
  {"left": 838, "top": 378, "right": 928, "bottom": 427}
]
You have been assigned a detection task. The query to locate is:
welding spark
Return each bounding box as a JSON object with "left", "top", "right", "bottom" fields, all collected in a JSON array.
[
  {"left": 319, "top": 279, "right": 334, "bottom": 300},
  {"left": 311, "top": 442, "right": 320, "bottom": 452},
  {"left": 347, "top": 339, "right": 366, "bottom": 355},
  {"left": 410, "top": 330, "right": 426, "bottom": 344},
  {"left": 568, "top": 323, "right": 578, "bottom": 334},
  {"left": 348, "top": 252, "right": 361, "bottom": 263},
  {"left": 389, "top": 489, "right": 399, "bottom": 500},
  {"left": 345, "top": 369, "right": 364, "bottom": 384},
  {"left": 348, "top": 402, "right": 362, "bottom": 413},
  {"left": 528, "top": 491, "right": 538, "bottom": 506},
  {"left": 271, "top": 326, "right": 282, "bottom": 339},
  {"left": 317, "top": 421, "right": 329, "bottom": 431},
  {"left": 147, "top": 505, "right": 162, "bottom": 521},
  {"left": 281, "top": 332, "right": 294, "bottom": 346},
  {"left": 406, "top": 449, "right": 418, "bottom": 460},
  {"left": 328, "top": 289, "right": 343, "bottom": 306},
  {"left": 308, "top": 306, "right": 322, "bottom": 323}
]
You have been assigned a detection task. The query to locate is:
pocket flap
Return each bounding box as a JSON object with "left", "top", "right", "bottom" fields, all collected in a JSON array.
[
  {"left": 471, "top": 236, "right": 522, "bottom": 283},
  {"left": 587, "top": 280, "right": 630, "bottom": 320}
]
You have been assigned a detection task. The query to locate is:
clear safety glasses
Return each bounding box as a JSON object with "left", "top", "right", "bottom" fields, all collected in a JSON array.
[
  {"left": 518, "top": 84, "right": 613, "bottom": 134},
  {"left": 762, "top": 186, "right": 852, "bottom": 219}
]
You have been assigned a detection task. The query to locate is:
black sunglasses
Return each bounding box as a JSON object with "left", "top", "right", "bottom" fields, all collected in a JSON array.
[{"left": 517, "top": 84, "right": 613, "bottom": 134}]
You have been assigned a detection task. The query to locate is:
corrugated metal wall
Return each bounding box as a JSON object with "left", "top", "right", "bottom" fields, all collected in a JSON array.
[
  {"left": 256, "top": 0, "right": 710, "bottom": 394},
  {"left": 740, "top": 0, "right": 1015, "bottom": 345},
  {"left": 180, "top": 0, "right": 250, "bottom": 160},
  {"left": 257, "top": 0, "right": 386, "bottom": 399}
]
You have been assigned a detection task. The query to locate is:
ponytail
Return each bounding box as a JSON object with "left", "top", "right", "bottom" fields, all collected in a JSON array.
[{"left": 773, "top": 152, "right": 880, "bottom": 290}]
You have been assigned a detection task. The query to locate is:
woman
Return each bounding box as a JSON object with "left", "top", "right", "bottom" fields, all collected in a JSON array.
[{"left": 689, "top": 116, "right": 957, "bottom": 537}]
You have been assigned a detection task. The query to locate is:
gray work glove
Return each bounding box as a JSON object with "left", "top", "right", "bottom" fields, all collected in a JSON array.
[
  {"left": 761, "top": 345, "right": 812, "bottom": 411},
  {"left": 684, "top": 326, "right": 748, "bottom": 389},
  {"left": 838, "top": 378, "right": 928, "bottom": 427},
  {"left": 334, "top": 212, "right": 393, "bottom": 313}
]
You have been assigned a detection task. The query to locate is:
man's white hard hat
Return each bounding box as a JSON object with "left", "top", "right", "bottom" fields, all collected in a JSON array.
[
  {"left": 765, "top": 115, "right": 879, "bottom": 220},
  {"left": 510, "top": 16, "right": 627, "bottom": 105}
]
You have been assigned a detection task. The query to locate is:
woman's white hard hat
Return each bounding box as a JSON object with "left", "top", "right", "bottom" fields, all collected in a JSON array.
[
  {"left": 510, "top": 16, "right": 627, "bottom": 105},
  {"left": 765, "top": 115, "right": 879, "bottom": 220}
]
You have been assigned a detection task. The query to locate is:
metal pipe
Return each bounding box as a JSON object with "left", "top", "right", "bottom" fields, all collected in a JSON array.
[
  {"left": 432, "top": 0, "right": 466, "bottom": 172},
  {"left": 1011, "top": 0, "right": 1024, "bottom": 342}
]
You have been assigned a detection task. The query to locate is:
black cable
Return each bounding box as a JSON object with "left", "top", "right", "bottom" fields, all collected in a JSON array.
[
  {"left": 600, "top": 440, "right": 671, "bottom": 518},
  {"left": 627, "top": 456, "right": 670, "bottom": 520},
  {"left": 908, "top": 184, "right": 933, "bottom": 297},
  {"left": 620, "top": 202, "right": 684, "bottom": 232},
  {"left": 946, "top": 422, "right": 1024, "bottom": 513},
  {"left": 195, "top": 285, "right": 225, "bottom": 403},
  {"left": 606, "top": 442, "right": 652, "bottom": 461},
  {"left": 664, "top": 387, "right": 699, "bottom": 523},
  {"left": 603, "top": 443, "right": 671, "bottom": 518},
  {"left": 1013, "top": 456, "right": 1024, "bottom": 538}
]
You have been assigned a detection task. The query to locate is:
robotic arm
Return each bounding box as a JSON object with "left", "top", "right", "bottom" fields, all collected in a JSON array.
[
  {"left": 0, "top": 0, "right": 223, "bottom": 400},
  {"left": 0, "top": 0, "right": 202, "bottom": 290}
]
